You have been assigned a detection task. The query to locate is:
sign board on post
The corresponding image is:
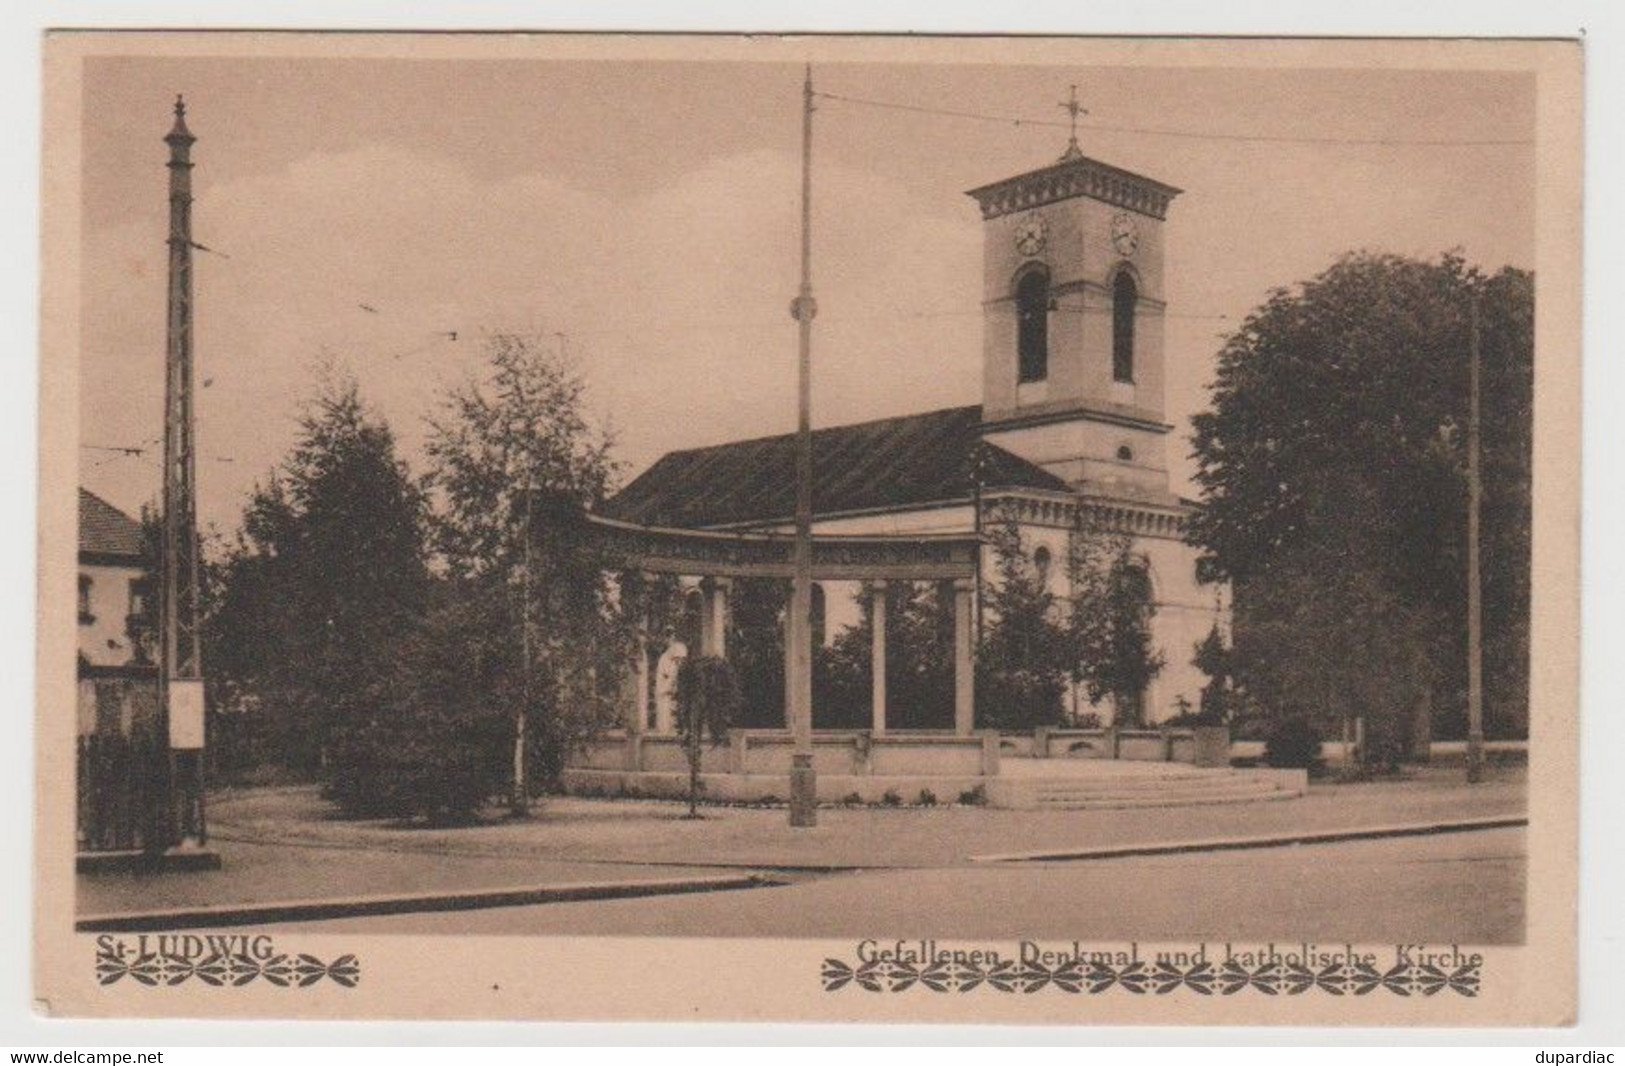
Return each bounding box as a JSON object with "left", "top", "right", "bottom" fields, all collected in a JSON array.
[{"left": 167, "top": 679, "right": 206, "bottom": 750}]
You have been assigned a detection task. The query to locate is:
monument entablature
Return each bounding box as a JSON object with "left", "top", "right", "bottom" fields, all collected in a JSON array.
[{"left": 587, "top": 514, "right": 980, "bottom": 582}]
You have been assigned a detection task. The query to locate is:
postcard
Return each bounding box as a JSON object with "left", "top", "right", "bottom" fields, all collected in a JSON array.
[{"left": 35, "top": 31, "right": 1580, "bottom": 1025}]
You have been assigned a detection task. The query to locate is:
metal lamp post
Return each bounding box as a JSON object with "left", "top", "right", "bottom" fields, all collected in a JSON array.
[{"left": 787, "top": 65, "right": 819, "bottom": 827}]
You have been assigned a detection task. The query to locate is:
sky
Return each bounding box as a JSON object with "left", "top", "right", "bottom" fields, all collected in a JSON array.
[{"left": 76, "top": 52, "right": 1535, "bottom": 534}]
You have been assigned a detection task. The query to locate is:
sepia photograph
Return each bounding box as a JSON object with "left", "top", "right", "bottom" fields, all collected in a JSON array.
[{"left": 31, "top": 30, "right": 1582, "bottom": 1027}]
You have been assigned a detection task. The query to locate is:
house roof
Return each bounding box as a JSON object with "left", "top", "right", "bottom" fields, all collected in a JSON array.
[
  {"left": 603, "top": 404, "right": 1071, "bottom": 530},
  {"left": 79, "top": 488, "right": 143, "bottom": 558}
]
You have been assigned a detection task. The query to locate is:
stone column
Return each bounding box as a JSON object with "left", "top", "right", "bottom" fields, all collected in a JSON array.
[
  {"left": 953, "top": 578, "right": 975, "bottom": 737},
  {"left": 700, "top": 578, "right": 718, "bottom": 658},
  {"left": 870, "top": 581, "right": 888, "bottom": 737},
  {"left": 629, "top": 628, "right": 648, "bottom": 736},
  {"left": 781, "top": 599, "right": 795, "bottom": 730},
  {"left": 627, "top": 572, "right": 652, "bottom": 736},
  {"left": 711, "top": 577, "right": 731, "bottom": 660}
]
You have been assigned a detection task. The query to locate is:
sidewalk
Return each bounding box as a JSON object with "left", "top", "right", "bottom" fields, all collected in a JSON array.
[
  {"left": 76, "top": 764, "right": 1524, "bottom": 921},
  {"left": 198, "top": 764, "right": 1525, "bottom": 872},
  {"left": 76, "top": 838, "right": 736, "bottom": 919}
]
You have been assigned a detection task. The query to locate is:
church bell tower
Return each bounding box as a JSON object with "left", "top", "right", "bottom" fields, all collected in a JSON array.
[{"left": 966, "top": 101, "right": 1182, "bottom": 497}]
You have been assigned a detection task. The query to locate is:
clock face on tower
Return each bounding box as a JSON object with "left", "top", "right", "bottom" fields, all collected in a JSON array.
[
  {"left": 1111, "top": 212, "right": 1140, "bottom": 257},
  {"left": 1013, "top": 213, "right": 1047, "bottom": 257}
]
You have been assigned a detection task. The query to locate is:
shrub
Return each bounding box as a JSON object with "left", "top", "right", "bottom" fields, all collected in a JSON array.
[
  {"left": 324, "top": 598, "right": 514, "bottom": 823},
  {"left": 326, "top": 698, "right": 508, "bottom": 824},
  {"left": 842, "top": 791, "right": 864, "bottom": 806},
  {"left": 881, "top": 788, "right": 903, "bottom": 807},
  {"left": 324, "top": 587, "right": 598, "bottom": 824},
  {"left": 1229, "top": 709, "right": 1274, "bottom": 742},
  {"left": 1264, "top": 715, "right": 1323, "bottom": 770},
  {"left": 957, "top": 785, "right": 988, "bottom": 806},
  {"left": 975, "top": 662, "right": 1067, "bottom": 732},
  {"left": 917, "top": 788, "right": 938, "bottom": 807}
]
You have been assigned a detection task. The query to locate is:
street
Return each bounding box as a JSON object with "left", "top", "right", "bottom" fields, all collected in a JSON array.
[{"left": 269, "top": 826, "right": 1524, "bottom": 944}]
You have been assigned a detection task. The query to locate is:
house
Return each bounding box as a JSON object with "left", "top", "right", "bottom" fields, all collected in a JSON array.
[{"left": 77, "top": 488, "right": 157, "bottom": 737}]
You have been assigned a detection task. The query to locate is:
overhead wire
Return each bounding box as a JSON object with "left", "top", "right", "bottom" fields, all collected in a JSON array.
[
  {"left": 152, "top": 85, "right": 1285, "bottom": 399},
  {"left": 80, "top": 438, "right": 235, "bottom": 466},
  {"left": 813, "top": 90, "right": 1534, "bottom": 148}
]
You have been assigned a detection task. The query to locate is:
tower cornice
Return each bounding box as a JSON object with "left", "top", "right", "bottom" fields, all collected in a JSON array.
[
  {"left": 980, "top": 397, "right": 1173, "bottom": 436},
  {"left": 966, "top": 153, "right": 1182, "bottom": 221},
  {"left": 982, "top": 489, "right": 1194, "bottom": 540}
]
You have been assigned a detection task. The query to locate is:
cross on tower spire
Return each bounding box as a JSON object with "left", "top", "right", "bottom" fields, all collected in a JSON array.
[{"left": 1058, "top": 84, "right": 1088, "bottom": 162}]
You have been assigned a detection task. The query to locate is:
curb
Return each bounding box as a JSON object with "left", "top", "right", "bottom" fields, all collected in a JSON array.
[
  {"left": 77, "top": 847, "right": 223, "bottom": 875},
  {"left": 75, "top": 872, "right": 785, "bottom": 932},
  {"left": 967, "top": 815, "right": 1528, "bottom": 864},
  {"left": 207, "top": 830, "right": 869, "bottom": 874}
]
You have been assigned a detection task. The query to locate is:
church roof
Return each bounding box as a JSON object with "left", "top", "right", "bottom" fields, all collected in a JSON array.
[
  {"left": 603, "top": 405, "right": 1071, "bottom": 530},
  {"left": 79, "top": 488, "right": 143, "bottom": 559}
]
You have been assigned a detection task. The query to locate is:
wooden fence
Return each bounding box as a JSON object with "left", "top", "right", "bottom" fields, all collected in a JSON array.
[
  {"left": 76, "top": 668, "right": 169, "bottom": 854},
  {"left": 77, "top": 729, "right": 169, "bottom": 853}
]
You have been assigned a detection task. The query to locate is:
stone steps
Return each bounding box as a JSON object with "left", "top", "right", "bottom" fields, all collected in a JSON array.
[
  {"left": 993, "top": 769, "right": 1303, "bottom": 810},
  {"left": 1030, "top": 777, "right": 1279, "bottom": 799},
  {"left": 1018, "top": 771, "right": 1242, "bottom": 792},
  {"left": 1030, "top": 788, "right": 1302, "bottom": 812}
]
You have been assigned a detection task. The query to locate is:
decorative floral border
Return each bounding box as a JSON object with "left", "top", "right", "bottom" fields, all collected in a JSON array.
[
  {"left": 821, "top": 957, "right": 1479, "bottom": 997},
  {"left": 95, "top": 948, "right": 359, "bottom": 988}
]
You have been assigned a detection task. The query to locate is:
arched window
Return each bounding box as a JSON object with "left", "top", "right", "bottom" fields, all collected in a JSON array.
[
  {"left": 1112, "top": 271, "right": 1137, "bottom": 384},
  {"left": 1120, "top": 559, "right": 1153, "bottom": 601},
  {"left": 1016, "top": 267, "right": 1050, "bottom": 384},
  {"left": 1033, "top": 545, "right": 1052, "bottom": 578}
]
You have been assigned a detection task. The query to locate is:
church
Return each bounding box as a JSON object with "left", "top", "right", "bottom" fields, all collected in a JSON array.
[{"left": 603, "top": 134, "right": 1227, "bottom": 729}]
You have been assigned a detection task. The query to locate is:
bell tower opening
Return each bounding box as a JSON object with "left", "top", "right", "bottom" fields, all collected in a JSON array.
[
  {"left": 1112, "top": 270, "right": 1137, "bottom": 384},
  {"left": 1015, "top": 265, "right": 1050, "bottom": 384}
]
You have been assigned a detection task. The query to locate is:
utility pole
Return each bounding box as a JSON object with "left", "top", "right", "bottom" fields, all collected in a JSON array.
[
  {"left": 1466, "top": 287, "right": 1486, "bottom": 783},
  {"left": 159, "top": 96, "right": 215, "bottom": 864},
  {"left": 513, "top": 476, "right": 534, "bottom": 817},
  {"left": 787, "top": 65, "right": 818, "bottom": 827}
]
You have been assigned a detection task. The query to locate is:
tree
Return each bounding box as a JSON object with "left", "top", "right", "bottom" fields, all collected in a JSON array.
[
  {"left": 672, "top": 655, "right": 742, "bottom": 817},
  {"left": 1191, "top": 621, "right": 1235, "bottom": 726},
  {"left": 814, "top": 584, "right": 875, "bottom": 729},
  {"left": 975, "top": 520, "right": 1070, "bottom": 730},
  {"left": 1229, "top": 476, "right": 1439, "bottom": 773},
  {"left": 206, "top": 373, "right": 429, "bottom": 777},
  {"left": 1189, "top": 253, "right": 1533, "bottom": 739},
  {"left": 1066, "top": 504, "right": 1163, "bottom": 726},
  {"left": 876, "top": 581, "right": 955, "bottom": 730},
  {"left": 326, "top": 588, "right": 514, "bottom": 821},
  {"left": 425, "top": 332, "right": 628, "bottom": 813},
  {"left": 725, "top": 577, "right": 789, "bottom": 728},
  {"left": 799, "top": 580, "right": 960, "bottom": 730}
]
